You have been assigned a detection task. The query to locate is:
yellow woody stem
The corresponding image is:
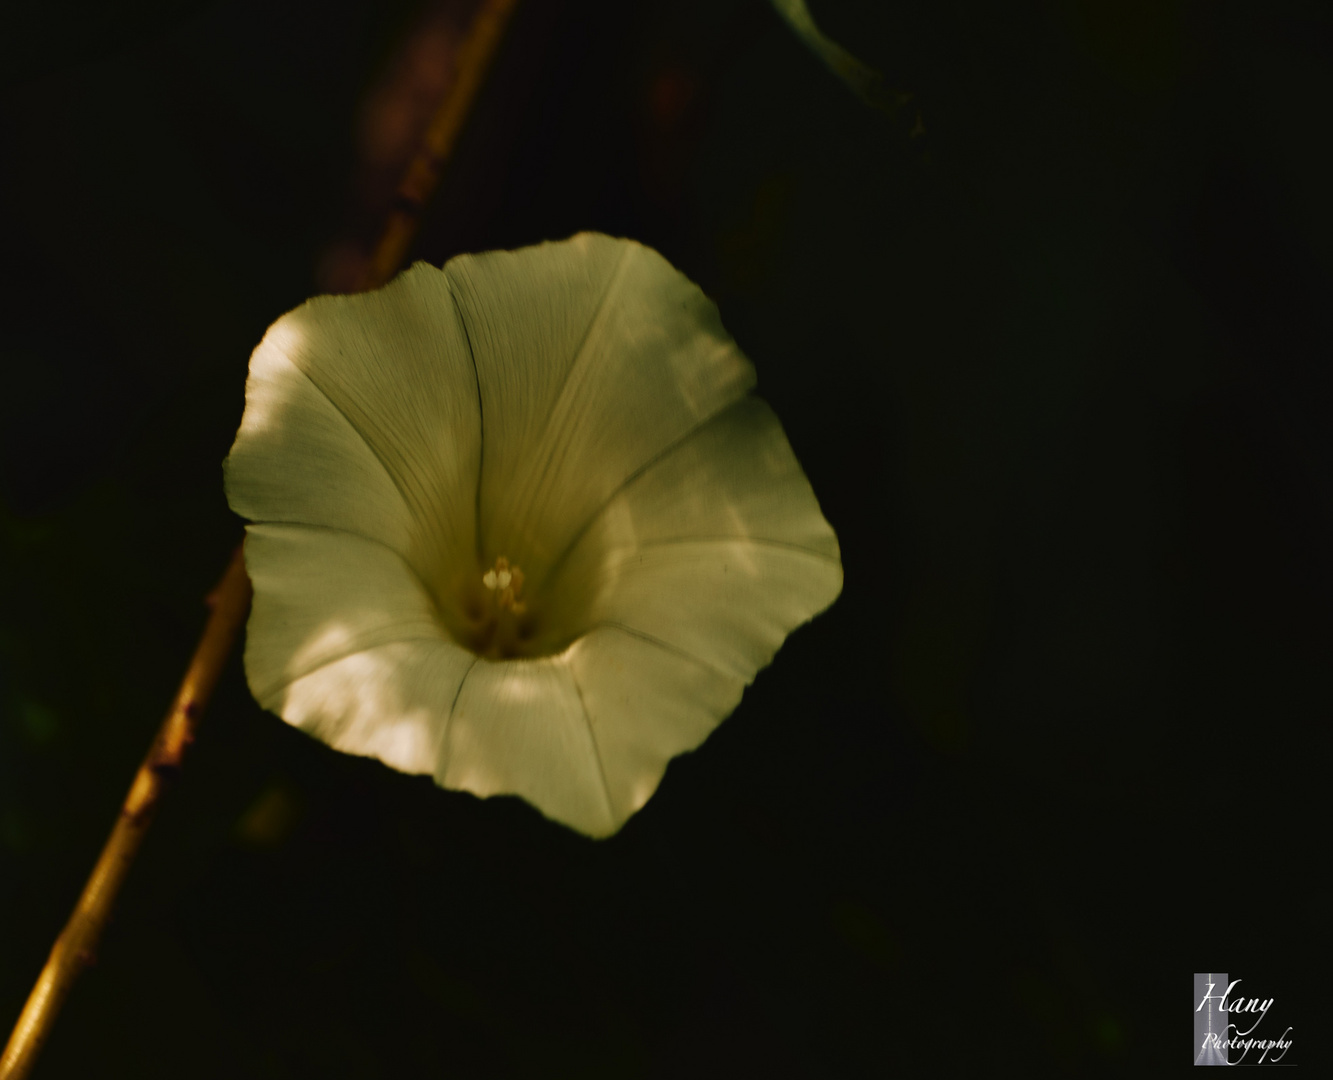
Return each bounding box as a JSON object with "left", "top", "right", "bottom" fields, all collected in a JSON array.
[
  {"left": 1, "top": 4, "right": 523, "bottom": 1074},
  {"left": 0, "top": 548, "right": 251, "bottom": 1080}
]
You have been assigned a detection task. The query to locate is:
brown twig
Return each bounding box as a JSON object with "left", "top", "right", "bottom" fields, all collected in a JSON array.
[
  {"left": 364, "top": 0, "right": 521, "bottom": 290},
  {"left": 0, "top": 2, "right": 521, "bottom": 1076}
]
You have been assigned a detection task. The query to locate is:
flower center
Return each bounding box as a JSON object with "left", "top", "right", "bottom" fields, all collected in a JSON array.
[
  {"left": 430, "top": 530, "right": 604, "bottom": 662},
  {"left": 446, "top": 554, "right": 551, "bottom": 661},
  {"left": 481, "top": 556, "right": 525, "bottom": 613}
]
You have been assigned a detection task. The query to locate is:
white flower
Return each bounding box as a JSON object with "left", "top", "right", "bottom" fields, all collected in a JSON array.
[{"left": 224, "top": 233, "right": 841, "bottom": 837}]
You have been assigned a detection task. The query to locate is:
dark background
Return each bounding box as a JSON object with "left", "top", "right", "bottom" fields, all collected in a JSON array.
[{"left": 1, "top": 0, "right": 1326, "bottom": 1075}]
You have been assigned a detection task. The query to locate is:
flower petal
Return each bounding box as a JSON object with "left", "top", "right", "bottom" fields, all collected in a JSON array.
[
  {"left": 523, "top": 397, "right": 841, "bottom": 829},
  {"left": 278, "top": 639, "right": 473, "bottom": 777},
  {"left": 224, "top": 327, "right": 415, "bottom": 555},
  {"left": 440, "top": 657, "right": 617, "bottom": 837},
  {"left": 237, "top": 264, "right": 483, "bottom": 594},
  {"left": 591, "top": 543, "right": 840, "bottom": 678},
  {"left": 444, "top": 233, "right": 756, "bottom": 582},
  {"left": 242, "top": 522, "right": 451, "bottom": 705},
  {"left": 551, "top": 395, "right": 842, "bottom": 678},
  {"left": 565, "top": 626, "right": 744, "bottom": 828}
]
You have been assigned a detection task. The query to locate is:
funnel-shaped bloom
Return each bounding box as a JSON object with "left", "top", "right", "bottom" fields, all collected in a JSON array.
[{"left": 225, "top": 233, "right": 841, "bottom": 836}]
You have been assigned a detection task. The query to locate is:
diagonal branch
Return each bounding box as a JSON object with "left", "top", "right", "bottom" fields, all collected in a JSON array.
[
  {"left": 0, "top": 3, "right": 521, "bottom": 1077},
  {"left": 364, "top": 0, "right": 521, "bottom": 290},
  {"left": 0, "top": 547, "right": 251, "bottom": 1080}
]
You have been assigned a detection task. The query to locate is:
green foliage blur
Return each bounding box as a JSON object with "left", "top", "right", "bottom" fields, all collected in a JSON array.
[{"left": 1, "top": 0, "right": 1326, "bottom": 1075}]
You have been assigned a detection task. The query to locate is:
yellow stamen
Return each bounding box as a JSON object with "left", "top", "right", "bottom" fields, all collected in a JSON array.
[{"left": 482, "top": 557, "right": 525, "bottom": 613}]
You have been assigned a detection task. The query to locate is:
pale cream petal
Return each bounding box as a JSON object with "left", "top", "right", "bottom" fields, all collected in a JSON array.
[
  {"left": 505, "top": 398, "right": 842, "bottom": 830},
  {"left": 242, "top": 522, "right": 449, "bottom": 705},
  {"left": 581, "top": 397, "right": 839, "bottom": 555},
  {"left": 445, "top": 233, "right": 756, "bottom": 583},
  {"left": 260, "top": 263, "right": 483, "bottom": 594},
  {"left": 565, "top": 626, "right": 744, "bottom": 828},
  {"left": 276, "top": 639, "right": 474, "bottom": 777},
  {"left": 439, "top": 657, "right": 618, "bottom": 837},
  {"left": 547, "top": 396, "right": 842, "bottom": 677},
  {"left": 223, "top": 329, "right": 414, "bottom": 555},
  {"left": 588, "top": 542, "right": 841, "bottom": 679}
]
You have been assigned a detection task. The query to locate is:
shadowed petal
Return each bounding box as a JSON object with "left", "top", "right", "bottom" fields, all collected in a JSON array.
[
  {"left": 224, "top": 329, "right": 414, "bottom": 556},
  {"left": 550, "top": 396, "right": 842, "bottom": 678},
  {"left": 255, "top": 264, "right": 483, "bottom": 594},
  {"left": 446, "top": 233, "right": 756, "bottom": 582},
  {"left": 278, "top": 639, "right": 474, "bottom": 777},
  {"left": 440, "top": 657, "right": 618, "bottom": 837},
  {"left": 565, "top": 626, "right": 744, "bottom": 828},
  {"left": 590, "top": 542, "right": 840, "bottom": 679},
  {"left": 242, "top": 522, "right": 450, "bottom": 705}
]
